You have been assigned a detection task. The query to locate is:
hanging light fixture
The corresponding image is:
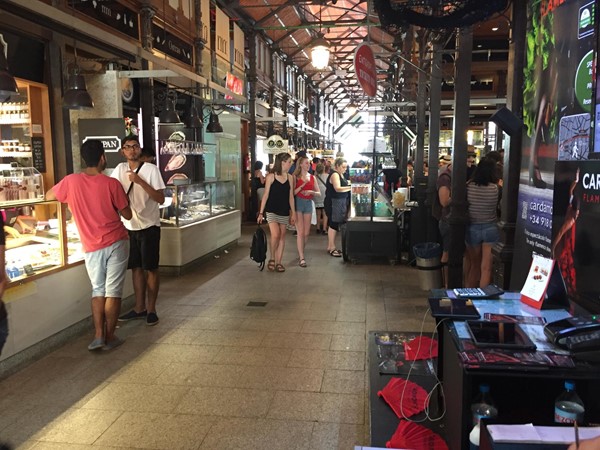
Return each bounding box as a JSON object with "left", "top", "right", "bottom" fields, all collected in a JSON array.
[
  {"left": 63, "top": 44, "right": 94, "bottom": 109},
  {"left": 0, "top": 46, "right": 18, "bottom": 101},
  {"left": 310, "top": 4, "right": 331, "bottom": 70},
  {"left": 185, "top": 98, "right": 202, "bottom": 128},
  {"left": 159, "top": 95, "right": 181, "bottom": 123},
  {"left": 206, "top": 109, "right": 223, "bottom": 133}
]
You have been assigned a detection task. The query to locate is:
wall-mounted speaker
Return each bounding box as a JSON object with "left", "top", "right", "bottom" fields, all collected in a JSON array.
[{"left": 490, "top": 107, "right": 522, "bottom": 137}]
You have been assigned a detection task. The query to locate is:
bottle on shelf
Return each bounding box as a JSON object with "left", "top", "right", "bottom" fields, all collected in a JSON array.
[
  {"left": 554, "top": 380, "right": 585, "bottom": 424},
  {"left": 470, "top": 383, "right": 498, "bottom": 450}
]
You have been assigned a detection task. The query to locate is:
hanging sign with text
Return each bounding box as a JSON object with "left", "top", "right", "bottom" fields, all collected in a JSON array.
[
  {"left": 69, "top": 0, "right": 139, "bottom": 41},
  {"left": 354, "top": 43, "right": 377, "bottom": 98},
  {"left": 152, "top": 24, "right": 193, "bottom": 66}
]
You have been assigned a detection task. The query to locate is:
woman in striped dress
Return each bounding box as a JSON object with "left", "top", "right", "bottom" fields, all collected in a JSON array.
[
  {"left": 258, "top": 152, "right": 296, "bottom": 272},
  {"left": 465, "top": 156, "right": 500, "bottom": 288}
]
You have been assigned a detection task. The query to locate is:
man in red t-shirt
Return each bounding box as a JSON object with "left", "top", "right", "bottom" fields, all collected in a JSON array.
[{"left": 47, "top": 140, "right": 132, "bottom": 351}]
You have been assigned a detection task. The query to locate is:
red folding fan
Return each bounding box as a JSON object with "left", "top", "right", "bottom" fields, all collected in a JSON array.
[
  {"left": 386, "top": 420, "right": 449, "bottom": 450},
  {"left": 377, "top": 377, "right": 429, "bottom": 419}
]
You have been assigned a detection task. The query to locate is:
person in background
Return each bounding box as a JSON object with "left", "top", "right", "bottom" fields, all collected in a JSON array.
[
  {"left": 466, "top": 152, "right": 477, "bottom": 180},
  {"left": 324, "top": 157, "right": 352, "bottom": 257},
  {"left": 140, "top": 147, "right": 156, "bottom": 164},
  {"left": 293, "top": 156, "right": 320, "bottom": 267},
  {"left": 406, "top": 160, "right": 414, "bottom": 186},
  {"left": 438, "top": 153, "right": 452, "bottom": 168},
  {"left": 423, "top": 161, "right": 429, "bottom": 177},
  {"left": 46, "top": 140, "right": 132, "bottom": 351},
  {"left": 258, "top": 152, "right": 296, "bottom": 272},
  {"left": 436, "top": 158, "right": 452, "bottom": 287},
  {"left": 311, "top": 157, "right": 320, "bottom": 173},
  {"left": 465, "top": 156, "right": 501, "bottom": 288},
  {"left": 251, "top": 161, "right": 266, "bottom": 219},
  {"left": 382, "top": 158, "right": 402, "bottom": 199},
  {"left": 112, "top": 135, "right": 166, "bottom": 326},
  {"left": 313, "top": 163, "right": 328, "bottom": 235}
]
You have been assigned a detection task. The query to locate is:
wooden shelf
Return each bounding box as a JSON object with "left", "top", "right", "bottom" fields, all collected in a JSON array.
[{"left": 0, "top": 151, "right": 32, "bottom": 158}]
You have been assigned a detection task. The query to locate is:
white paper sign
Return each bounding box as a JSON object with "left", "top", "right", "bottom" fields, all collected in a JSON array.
[{"left": 520, "top": 254, "right": 554, "bottom": 305}]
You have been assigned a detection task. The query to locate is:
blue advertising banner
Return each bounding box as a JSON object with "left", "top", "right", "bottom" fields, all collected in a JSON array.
[{"left": 511, "top": 0, "right": 595, "bottom": 291}]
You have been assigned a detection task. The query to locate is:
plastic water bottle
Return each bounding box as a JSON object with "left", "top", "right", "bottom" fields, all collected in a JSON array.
[
  {"left": 470, "top": 384, "right": 498, "bottom": 449},
  {"left": 554, "top": 380, "right": 585, "bottom": 424}
]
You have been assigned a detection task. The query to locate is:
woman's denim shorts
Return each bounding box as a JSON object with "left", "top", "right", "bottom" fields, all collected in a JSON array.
[
  {"left": 295, "top": 197, "right": 313, "bottom": 214},
  {"left": 465, "top": 222, "right": 499, "bottom": 246}
]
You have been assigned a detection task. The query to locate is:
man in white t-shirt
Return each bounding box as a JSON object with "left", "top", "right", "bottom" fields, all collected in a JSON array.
[{"left": 112, "top": 135, "right": 165, "bottom": 326}]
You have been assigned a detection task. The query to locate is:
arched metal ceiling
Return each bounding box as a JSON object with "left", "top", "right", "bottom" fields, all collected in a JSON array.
[{"left": 219, "top": 0, "right": 511, "bottom": 112}]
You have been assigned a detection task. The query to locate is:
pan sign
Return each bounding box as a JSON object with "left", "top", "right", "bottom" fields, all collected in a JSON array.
[
  {"left": 82, "top": 135, "right": 121, "bottom": 153},
  {"left": 354, "top": 43, "right": 377, "bottom": 97}
]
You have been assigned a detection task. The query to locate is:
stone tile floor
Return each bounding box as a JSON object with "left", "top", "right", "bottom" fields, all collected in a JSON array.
[{"left": 0, "top": 224, "right": 436, "bottom": 449}]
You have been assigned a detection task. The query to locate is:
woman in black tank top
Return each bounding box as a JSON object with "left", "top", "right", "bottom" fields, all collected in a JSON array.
[{"left": 257, "top": 152, "right": 296, "bottom": 272}]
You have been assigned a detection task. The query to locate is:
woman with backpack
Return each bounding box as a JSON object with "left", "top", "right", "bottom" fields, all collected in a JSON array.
[
  {"left": 293, "top": 156, "right": 320, "bottom": 268},
  {"left": 258, "top": 152, "right": 296, "bottom": 272}
]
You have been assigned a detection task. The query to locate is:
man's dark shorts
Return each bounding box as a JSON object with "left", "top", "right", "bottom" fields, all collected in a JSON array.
[{"left": 128, "top": 226, "right": 161, "bottom": 271}]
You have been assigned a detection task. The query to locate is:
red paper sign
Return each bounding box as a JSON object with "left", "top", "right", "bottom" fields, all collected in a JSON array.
[{"left": 354, "top": 43, "right": 377, "bottom": 97}]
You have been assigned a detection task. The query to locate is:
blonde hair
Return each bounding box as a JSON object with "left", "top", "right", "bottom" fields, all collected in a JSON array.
[
  {"left": 293, "top": 156, "right": 309, "bottom": 177},
  {"left": 334, "top": 157, "right": 346, "bottom": 170}
]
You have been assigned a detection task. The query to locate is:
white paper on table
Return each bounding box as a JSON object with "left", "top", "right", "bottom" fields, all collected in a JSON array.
[
  {"left": 488, "top": 424, "right": 600, "bottom": 444},
  {"left": 520, "top": 254, "right": 554, "bottom": 304}
]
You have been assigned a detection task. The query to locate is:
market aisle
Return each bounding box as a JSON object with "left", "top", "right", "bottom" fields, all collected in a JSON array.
[{"left": 0, "top": 224, "right": 436, "bottom": 450}]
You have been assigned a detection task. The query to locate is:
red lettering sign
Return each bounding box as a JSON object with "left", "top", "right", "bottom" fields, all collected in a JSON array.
[{"left": 354, "top": 43, "right": 377, "bottom": 98}]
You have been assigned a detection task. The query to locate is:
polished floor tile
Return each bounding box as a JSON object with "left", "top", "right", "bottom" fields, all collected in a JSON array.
[{"left": 0, "top": 224, "right": 431, "bottom": 449}]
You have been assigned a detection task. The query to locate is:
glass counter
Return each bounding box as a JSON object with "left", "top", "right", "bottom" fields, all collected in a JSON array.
[
  {"left": 3, "top": 200, "right": 83, "bottom": 283},
  {"left": 160, "top": 180, "right": 236, "bottom": 227},
  {"left": 350, "top": 183, "right": 394, "bottom": 219}
]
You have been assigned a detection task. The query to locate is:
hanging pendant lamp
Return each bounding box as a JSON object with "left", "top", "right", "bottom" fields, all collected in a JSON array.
[
  {"left": 185, "top": 100, "right": 203, "bottom": 128},
  {"left": 311, "top": 35, "right": 331, "bottom": 70},
  {"left": 63, "top": 43, "right": 94, "bottom": 110},
  {"left": 206, "top": 110, "right": 223, "bottom": 133},
  {"left": 310, "top": 4, "right": 330, "bottom": 70},
  {"left": 159, "top": 97, "right": 181, "bottom": 123}
]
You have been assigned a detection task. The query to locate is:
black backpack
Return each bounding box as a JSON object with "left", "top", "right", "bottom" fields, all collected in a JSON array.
[{"left": 250, "top": 225, "right": 267, "bottom": 270}]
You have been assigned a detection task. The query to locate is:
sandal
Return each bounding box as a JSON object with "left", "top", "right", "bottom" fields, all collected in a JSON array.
[
  {"left": 299, "top": 258, "right": 307, "bottom": 268},
  {"left": 275, "top": 263, "right": 286, "bottom": 272},
  {"left": 328, "top": 249, "right": 342, "bottom": 257},
  {"left": 267, "top": 259, "right": 275, "bottom": 272}
]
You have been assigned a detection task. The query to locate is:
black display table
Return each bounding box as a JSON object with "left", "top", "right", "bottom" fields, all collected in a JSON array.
[
  {"left": 439, "top": 302, "right": 600, "bottom": 450},
  {"left": 367, "top": 331, "right": 445, "bottom": 447}
]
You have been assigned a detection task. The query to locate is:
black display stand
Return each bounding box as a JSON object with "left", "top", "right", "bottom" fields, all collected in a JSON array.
[{"left": 367, "top": 331, "right": 446, "bottom": 447}]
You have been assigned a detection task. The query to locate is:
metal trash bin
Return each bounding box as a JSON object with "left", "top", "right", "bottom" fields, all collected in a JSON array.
[{"left": 413, "top": 242, "right": 443, "bottom": 290}]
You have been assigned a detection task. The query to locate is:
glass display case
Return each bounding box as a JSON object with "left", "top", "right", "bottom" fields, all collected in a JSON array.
[
  {"left": 0, "top": 166, "right": 45, "bottom": 206},
  {"left": 349, "top": 157, "right": 394, "bottom": 219},
  {"left": 160, "top": 180, "right": 236, "bottom": 227},
  {"left": 2, "top": 200, "right": 83, "bottom": 283}
]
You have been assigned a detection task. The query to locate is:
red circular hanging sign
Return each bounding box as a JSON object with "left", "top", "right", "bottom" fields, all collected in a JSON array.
[{"left": 354, "top": 43, "right": 377, "bottom": 98}]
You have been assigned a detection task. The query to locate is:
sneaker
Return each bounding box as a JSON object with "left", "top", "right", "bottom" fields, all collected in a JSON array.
[
  {"left": 146, "top": 312, "right": 159, "bottom": 326},
  {"left": 102, "top": 336, "right": 124, "bottom": 351},
  {"left": 118, "top": 309, "right": 147, "bottom": 321},
  {"left": 87, "top": 337, "right": 104, "bottom": 351}
]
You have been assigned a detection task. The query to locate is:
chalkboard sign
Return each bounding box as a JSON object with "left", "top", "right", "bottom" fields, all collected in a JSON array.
[{"left": 31, "top": 137, "right": 46, "bottom": 172}]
